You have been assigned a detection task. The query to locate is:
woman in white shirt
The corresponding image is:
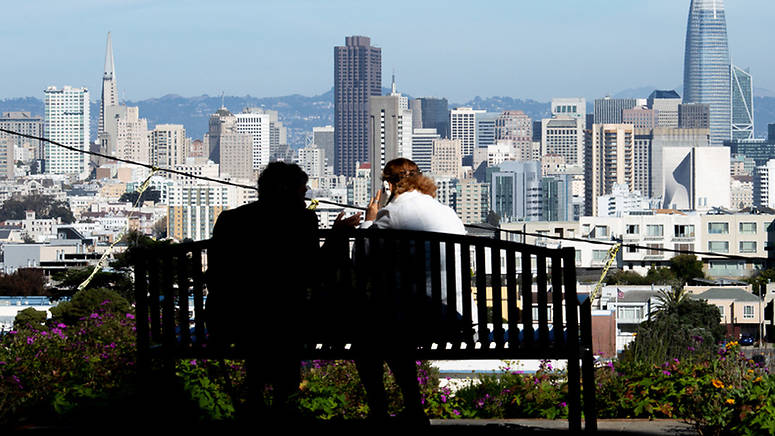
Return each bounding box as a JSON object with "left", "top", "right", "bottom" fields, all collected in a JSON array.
[{"left": 357, "top": 158, "right": 465, "bottom": 423}]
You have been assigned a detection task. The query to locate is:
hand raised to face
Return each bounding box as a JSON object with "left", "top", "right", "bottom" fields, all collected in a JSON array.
[{"left": 365, "top": 189, "right": 382, "bottom": 222}]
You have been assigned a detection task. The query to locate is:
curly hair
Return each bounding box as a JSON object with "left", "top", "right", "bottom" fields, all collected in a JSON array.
[{"left": 381, "top": 158, "right": 437, "bottom": 198}]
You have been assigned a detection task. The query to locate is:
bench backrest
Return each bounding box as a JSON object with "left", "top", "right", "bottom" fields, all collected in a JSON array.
[{"left": 133, "top": 229, "right": 591, "bottom": 362}]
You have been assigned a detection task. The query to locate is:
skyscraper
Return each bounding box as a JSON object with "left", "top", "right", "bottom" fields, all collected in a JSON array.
[
  {"left": 730, "top": 65, "right": 754, "bottom": 141},
  {"left": 417, "top": 98, "right": 449, "bottom": 138},
  {"left": 683, "top": 0, "right": 731, "bottom": 146},
  {"left": 334, "top": 36, "right": 381, "bottom": 177},
  {"left": 99, "top": 32, "right": 118, "bottom": 138},
  {"left": 368, "top": 78, "right": 412, "bottom": 195},
  {"left": 44, "top": 86, "right": 90, "bottom": 178},
  {"left": 450, "top": 107, "right": 484, "bottom": 158},
  {"left": 593, "top": 97, "right": 637, "bottom": 124}
]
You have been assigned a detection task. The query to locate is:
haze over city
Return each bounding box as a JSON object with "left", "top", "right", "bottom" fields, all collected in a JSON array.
[{"left": 1, "top": 0, "right": 774, "bottom": 101}]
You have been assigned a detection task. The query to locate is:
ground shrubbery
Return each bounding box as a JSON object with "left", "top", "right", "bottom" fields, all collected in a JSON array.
[{"left": 2, "top": 287, "right": 773, "bottom": 435}]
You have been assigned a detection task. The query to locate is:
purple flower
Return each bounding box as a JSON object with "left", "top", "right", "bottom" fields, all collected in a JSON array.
[
  {"left": 441, "top": 395, "right": 447, "bottom": 403},
  {"left": 688, "top": 346, "right": 696, "bottom": 351},
  {"left": 100, "top": 299, "right": 112, "bottom": 306},
  {"left": 56, "top": 323, "right": 67, "bottom": 329},
  {"left": 89, "top": 313, "right": 100, "bottom": 319},
  {"left": 189, "top": 359, "right": 197, "bottom": 366},
  {"left": 126, "top": 313, "right": 135, "bottom": 320},
  {"left": 560, "top": 402, "right": 567, "bottom": 407},
  {"left": 40, "top": 331, "right": 48, "bottom": 336},
  {"left": 26, "top": 337, "right": 34, "bottom": 344},
  {"left": 453, "top": 409, "right": 460, "bottom": 416},
  {"left": 662, "top": 370, "right": 671, "bottom": 376}
]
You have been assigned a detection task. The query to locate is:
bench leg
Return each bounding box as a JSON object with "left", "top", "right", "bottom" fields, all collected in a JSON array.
[
  {"left": 567, "top": 356, "right": 582, "bottom": 432},
  {"left": 582, "top": 346, "right": 598, "bottom": 432}
]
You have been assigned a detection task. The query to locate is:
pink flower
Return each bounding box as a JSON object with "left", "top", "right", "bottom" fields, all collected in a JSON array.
[
  {"left": 190, "top": 359, "right": 197, "bottom": 366},
  {"left": 126, "top": 313, "right": 135, "bottom": 320},
  {"left": 662, "top": 370, "right": 671, "bottom": 376}
]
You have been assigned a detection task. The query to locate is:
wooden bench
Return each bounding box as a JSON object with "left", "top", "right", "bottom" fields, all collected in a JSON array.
[{"left": 133, "top": 228, "right": 597, "bottom": 431}]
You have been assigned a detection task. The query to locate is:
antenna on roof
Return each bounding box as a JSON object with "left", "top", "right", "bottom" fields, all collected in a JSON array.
[{"left": 220, "top": 91, "right": 225, "bottom": 110}]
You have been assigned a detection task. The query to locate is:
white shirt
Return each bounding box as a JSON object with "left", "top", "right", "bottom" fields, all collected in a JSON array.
[{"left": 360, "top": 190, "right": 465, "bottom": 234}]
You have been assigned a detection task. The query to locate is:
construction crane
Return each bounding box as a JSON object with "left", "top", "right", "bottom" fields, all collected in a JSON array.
[{"left": 590, "top": 242, "right": 621, "bottom": 303}]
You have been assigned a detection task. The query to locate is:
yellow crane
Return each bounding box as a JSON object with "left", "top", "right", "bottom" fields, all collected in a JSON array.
[{"left": 590, "top": 243, "right": 621, "bottom": 303}]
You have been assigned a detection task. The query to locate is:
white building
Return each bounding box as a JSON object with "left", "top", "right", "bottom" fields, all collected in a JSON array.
[
  {"left": 550, "top": 97, "right": 586, "bottom": 126},
  {"left": 541, "top": 117, "right": 585, "bottom": 166},
  {"left": 411, "top": 128, "right": 440, "bottom": 174},
  {"left": 297, "top": 145, "right": 326, "bottom": 179},
  {"left": 150, "top": 124, "right": 188, "bottom": 168},
  {"left": 662, "top": 146, "right": 731, "bottom": 211},
  {"left": 235, "top": 109, "right": 272, "bottom": 170},
  {"left": 43, "top": 86, "right": 90, "bottom": 178},
  {"left": 597, "top": 183, "right": 654, "bottom": 217},
  {"left": 754, "top": 159, "right": 775, "bottom": 209},
  {"left": 450, "top": 107, "right": 484, "bottom": 158},
  {"left": 104, "top": 105, "right": 149, "bottom": 164}
]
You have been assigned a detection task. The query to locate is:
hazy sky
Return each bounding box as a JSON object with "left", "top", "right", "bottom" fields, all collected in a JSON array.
[{"left": 1, "top": 0, "right": 772, "bottom": 102}]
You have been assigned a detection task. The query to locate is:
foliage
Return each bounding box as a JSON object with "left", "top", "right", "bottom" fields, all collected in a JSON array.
[
  {"left": 13, "top": 307, "right": 46, "bottom": 329},
  {"left": 669, "top": 254, "right": 705, "bottom": 285},
  {"left": 49, "top": 268, "right": 133, "bottom": 303},
  {"left": 453, "top": 360, "right": 568, "bottom": 419},
  {"left": 0, "top": 304, "right": 137, "bottom": 426},
  {"left": 118, "top": 189, "right": 161, "bottom": 205},
  {"left": 175, "top": 359, "right": 243, "bottom": 421},
  {"left": 607, "top": 270, "right": 651, "bottom": 285},
  {"left": 644, "top": 267, "right": 680, "bottom": 287},
  {"left": 622, "top": 298, "right": 724, "bottom": 366},
  {"left": 0, "top": 269, "right": 47, "bottom": 297},
  {"left": 49, "top": 288, "right": 130, "bottom": 326},
  {"left": 0, "top": 194, "right": 75, "bottom": 224}
]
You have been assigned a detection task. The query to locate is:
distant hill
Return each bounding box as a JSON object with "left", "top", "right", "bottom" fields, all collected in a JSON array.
[{"left": 2, "top": 91, "right": 773, "bottom": 146}]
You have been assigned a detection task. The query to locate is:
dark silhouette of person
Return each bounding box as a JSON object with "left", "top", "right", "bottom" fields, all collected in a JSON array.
[{"left": 206, "top": 161, "right": 359, "bottom": 416}]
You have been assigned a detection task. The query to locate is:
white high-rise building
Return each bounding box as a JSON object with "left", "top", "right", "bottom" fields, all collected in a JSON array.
[
  {"left": 104, "top": 106, "right": 149, "bottom": 164},
  {"left": 297, "top": 145, "right": 326, "bottom": 179},
  {"left": 235, "top": 109, "right": 271, "bottom": 170},
  {"left": 450, "top": 107, "right": 484, "bottom": 158},
  {"left": 551, "top": 97, "right": 586, "bottom": 126},
  {"left": 43, "top": 86, "right": 90, "bottom": 178},
  {"left": 411, "top": 128, "right": 440, "bottom": 174},
  {"left": 150, "top": 124, "right": 187, "bottom": 168}
]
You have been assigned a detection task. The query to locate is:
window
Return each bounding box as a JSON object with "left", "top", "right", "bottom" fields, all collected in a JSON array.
[
  {"left": 592, "top": 250, "right": 608, "bottom": 263},
  {"left": 739, "top": 241, "right": 757, "bottom": 253},
  {"left": 674, "top": 224, "right": 695, "bottom": 237},
  {"left": 645, "top": 224, "right": 663, "bottom": 237},
  {"left": 708, "top": 222, "right": 729, "bottom": 234},
  {"left": 675, "top": 243, "right": 695, "bottom": 253},
  {"left": 708, "top": 241, "right": 729, "bottom": 253},
  {"left": 626, "top": 224, "right": 639, "bottom": 234},
  {"left": 743, "top": 305, "right": 755, "bottom": 319},
  {"left": 618, "top": 306, "right": 643, "bottom": 321},
  {"left": 531, "top": 306, "right": 552, "bottom": 321},
  {"left": 575, "top": 250, "right": 582, "bottom": 266},
  {"left": 739, "top": 222, "right": 757, "bottom": 234},
  {"left": 646, "top": 244, "right": 663, "bottom": 255},
  {"left": 717, "top": 305, "right": 725, "bottom": 318},
  {"left": 595, "top": 226, "right": 608, "bottom": 238}
]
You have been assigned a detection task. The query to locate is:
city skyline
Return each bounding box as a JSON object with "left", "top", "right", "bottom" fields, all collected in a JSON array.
[{"left": 0, "top": 1, "right": 773, "bottom": 102}]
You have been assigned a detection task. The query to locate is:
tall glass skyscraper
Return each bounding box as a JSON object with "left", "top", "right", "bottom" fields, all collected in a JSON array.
[
  {"left": 731, "top": 65, "right": 754, "bottom": 140},
  {"left": 683, "top": 0, "right": 731, "bottom": 146}
]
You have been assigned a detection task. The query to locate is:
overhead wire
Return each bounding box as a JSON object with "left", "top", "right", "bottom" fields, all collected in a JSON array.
[{"left": 1, "top": 128, "right": 769, "bottom": 263}]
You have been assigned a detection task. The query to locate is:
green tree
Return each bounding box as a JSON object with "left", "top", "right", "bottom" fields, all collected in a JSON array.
[
  {"left": 13, "top": 307, "right": 47, "bottom": 329},
  {"left": 49, "top": 287, "right": 131, "bottom": 325},
  {"left": 49, "top": 267, "right": 133, "bottom": 302},
  {"left": 669, "top": 254, "right": 705, "bottom": 285},
  {"left": 606, "top": 270, "right": 650, "bottom": 285},
  {"left": 0, "top": 194, "right": 75, "bottom": 223},
  {"left": 0, "top": 269, "right": 47, "bottom": 296}
]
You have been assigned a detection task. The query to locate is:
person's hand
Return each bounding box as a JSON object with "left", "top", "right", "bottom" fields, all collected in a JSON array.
[
  {"left": 332, "top": 211, "right": 362, "bottom": 230},
  {"left": 365, "top": 189, "right": 382, "bottom": 222}
]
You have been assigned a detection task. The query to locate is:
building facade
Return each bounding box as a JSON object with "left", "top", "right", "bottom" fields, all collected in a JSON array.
[
  {"left": 334, "top": 36, "right": 381, "bottom": 176},
  {"left": 43, "top": 86, "right": 90, "bottom": 178},
  {"left": 730, "top": 65, "right": 754, "bottom": 141}
]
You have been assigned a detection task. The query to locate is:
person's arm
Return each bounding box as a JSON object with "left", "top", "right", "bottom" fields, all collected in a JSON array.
[{"left": 361, "top": 189, "right": 392, "bottom": 229}]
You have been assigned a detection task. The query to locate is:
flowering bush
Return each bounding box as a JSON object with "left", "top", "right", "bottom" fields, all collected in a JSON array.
[{"left": 0, "top": 302, "right": 137, "bottom": 426}]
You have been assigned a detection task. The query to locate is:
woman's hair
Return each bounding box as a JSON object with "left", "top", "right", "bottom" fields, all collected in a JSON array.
[
  {"left": 381, "top": 158, "right": 436, "bottom": 198},
  {"left": 258, "top": 161, "right": 308, "bottom": 203}
]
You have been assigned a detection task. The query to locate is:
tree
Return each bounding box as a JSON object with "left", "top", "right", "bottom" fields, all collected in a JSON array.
[
  {"left": 669, "top": 254, "right": 705, "bottom": 285},
  {"left": 152, "top": 216, "right": 168, "bottom": 239},
  {"left": 49, "top": 267, "right": 133, "bottom": 303},
  {"left": 0, "top": 269, "right": 47, "bottom": 296},
  {"left": 0, "top": 194, "right": 75, "bottom": 223},
  {"left": 622, "top": 297, "right": 725, "bottom": 366},
  {"left": 49, "top": 287, "right": 131, "bottom": 325},
  {"left": 13, "top": 307, "right": 47, "bottom": 329},
  {"left": 119, "top": 189, "right": 161, "bottom": 205}
]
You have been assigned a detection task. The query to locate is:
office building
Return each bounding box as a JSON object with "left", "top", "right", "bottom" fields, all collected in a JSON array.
[
  {"left": 647, "top": 90, "right": 681, "bottom": 128},
  {"left": 662, "top": 146, "right": 730, "bottom": 211},
  {"left": 594, "top": 97, "right": 637, "bottom": 124},
  {"left": 98, "top": 32, "right": 118, "bottom": 139},
  {"left": 235, "top": 108, "right": 272, "bottom": 170},
  {"left": 430, "top": 138, "right": 462, "bottom": 179},
  {"left": 167, "top": 182, "right": 229, "bottom": 241},
  {"left": 495, "top": 110, "right": 533, "bottom": 161},
  {"left": 0, "top": 135, "right": 14, "bottom": 179},
  {"left": 368, "top": 80, "right": 413, "bottom": 195},
  {"left": 730, "top": 175, "right": 753, "bottom": 210},
  {"left": 541, "top": 117, "right": 585, "bottom": 166},
  {"left": 312, "top": 126, "right": 335, "bottom": 169},
  {"left": 622, "top": 106, "right": 657, "bottom": 129},
  {"left": 584, "top": 124, "right": 636, "bottom": 216},
  {"left": 551, "top": 98, "right": 586, "bottom": 126},
  {"left": 726, "top": 139, "right": 775, "bottom": 167},
  {"left": 754, "top": 160, "right": 775, "bottom": 209},
  {"left": 456, "top": 178, "right": 489, "bottom": 224},
  {"left": 475, "top": 112, "right": 499, "bottom": 148},
  {"left": 683, "top": 0, "right": 731, "bottom": 145},
  {"left": 43, "top": 86, "right": 90, "bottom": 178},
  {"left": 204, "top": 108, "right": 252, "bottom": 180},
  {"left": 769, "top": 124, "right": 775, "bottom": 142},
  {"left": 411, "top": 128, "right": 440, "bottom": 174},
  {"left": 645, "top": 127, "right": 711, "bottom": 198},
  {"left": 0, "top": 112, "right": 43, "bottom": 160},
  {"left": 542, "top": 174, "right": 575, "bottom": 221},
  {"left": 149, "top": 124, "right": 187, "bottom": 168},
  {"left": 678, "top": 103, "right": 710, "bottom": 129},
  {"left": 103, "top": 105, "right": 149, "bottom": 164},
  {"left": 296, "top": 145, "right": 326, "bottom": 179},
  {"left": 417, "top": 97, "right": 449, "bottom": 138},
  {"left": 450, "top": 107, "right": 484, "bottom": 158},
  {"left": 489, "top": 160, "right": 542, "bottom": 222},
  {"left": 730, "top": 65, "right": 754, "bottom": 141},
  {"left": 334, "top": 36, "right": 381, "bottom": 176}
]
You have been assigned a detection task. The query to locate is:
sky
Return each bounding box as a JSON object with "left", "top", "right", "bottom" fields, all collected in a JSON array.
[{"left": 0, "top": 0, "right": 773, "bottom": 103}]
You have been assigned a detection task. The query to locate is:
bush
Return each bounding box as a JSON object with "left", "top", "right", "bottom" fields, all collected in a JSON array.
[
  {"left": 13, "top": 307, "right": 46, "bottom": 329},
  {"left": 49, "top": 288, "right": 130, "bottom": 325}
]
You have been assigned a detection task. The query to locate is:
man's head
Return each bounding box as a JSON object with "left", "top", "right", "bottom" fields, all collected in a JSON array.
[{"left": 258, "top": 162, "right": 309, "bottom": 205}]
